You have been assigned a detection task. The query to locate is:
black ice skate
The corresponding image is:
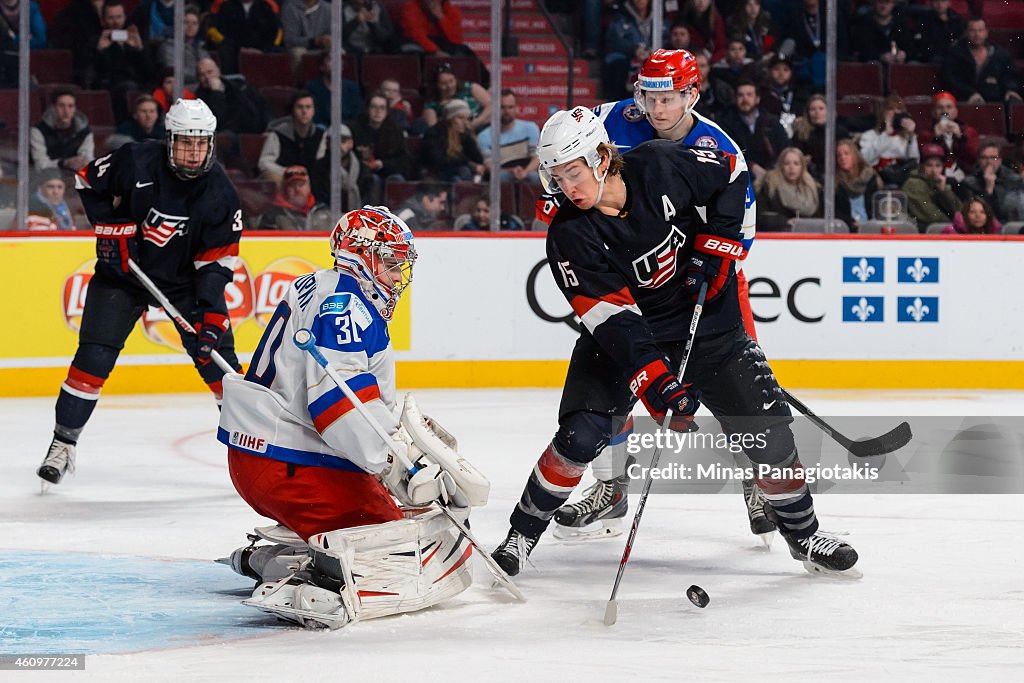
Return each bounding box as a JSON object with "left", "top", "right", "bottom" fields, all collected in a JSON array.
[
  {"left": 37, "top": 436, "right": 76, "bottom": 487},
  {"left": 742, "top": 478, "right": 777, "bottom": 546},
  {"left": 491, "top": 528, "right": 539, "bottom": 577},
  {"left": 553, "top": 464, "right": 631, "bottom": 540},
  {"left": 780, "top": 529, "right": 861, "bottom": 578}
]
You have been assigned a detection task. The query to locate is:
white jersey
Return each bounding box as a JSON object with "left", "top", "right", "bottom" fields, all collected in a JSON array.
[{"left": 218, "top": 267, "right": 397, "bottom": 475}]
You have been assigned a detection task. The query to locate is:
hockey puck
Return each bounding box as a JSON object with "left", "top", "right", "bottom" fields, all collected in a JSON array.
[{"left": 686, "top": 584, "right": 710, "bottom": 608}]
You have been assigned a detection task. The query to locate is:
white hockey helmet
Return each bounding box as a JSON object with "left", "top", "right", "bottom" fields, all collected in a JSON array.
[
  {"left": 537, "top": 106, "right": 610, "bottom": 193},
  {"left": 331, "top": 206, "right": 417, "bottom": 321},
  {"left": 165, "top": 98, "right": 217, "bottom": 180}
]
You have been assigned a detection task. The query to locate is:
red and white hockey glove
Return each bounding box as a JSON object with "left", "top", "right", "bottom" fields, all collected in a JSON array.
[
  {"left": 94, "top": 222, "right": 139, "bottom": 273},
  {"left": 629, "top": 358, "right": 700, "bottom": 430},
  {"left": 194, "top": 312, "right": 229, "bottom": 368},
  {"left": 684, "top": 234, "right": 745, "bottom": 302}
]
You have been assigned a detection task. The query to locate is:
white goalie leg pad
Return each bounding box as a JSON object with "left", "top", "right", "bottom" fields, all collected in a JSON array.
[
  {"left": 308, "top": 507, "right": 473, "bottom": 621},
  {"left": 400, "top": 393, "right": 491, "bottom": 506}
]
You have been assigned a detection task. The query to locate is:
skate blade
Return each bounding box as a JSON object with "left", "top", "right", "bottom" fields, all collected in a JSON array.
[
  {"left": 553, "top": 519, "right": 623, "bottom": 542},
  {"left": 758, "top": 530, "right": 775, "bottom": 549},
  {"left": 801, "top": 560, "right": 863, "bottom": 580}
]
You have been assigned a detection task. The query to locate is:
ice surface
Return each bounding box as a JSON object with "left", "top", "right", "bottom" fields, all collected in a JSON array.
[{"left": 2, "top": 390, "right": 1022, "bottom": 680}]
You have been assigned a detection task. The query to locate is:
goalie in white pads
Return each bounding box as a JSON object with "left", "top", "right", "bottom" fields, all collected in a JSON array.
[{"left": 217, "top": 206, "right": 489, "bottom": 629}]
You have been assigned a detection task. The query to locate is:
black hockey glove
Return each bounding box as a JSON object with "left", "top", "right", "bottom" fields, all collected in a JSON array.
[
  {"left": 94, "top": 222, "right": 139, "bottom": 273},
  {"left": 684, "top": 234, "right": 745, "bottom": 302},
  {"left": 193, "top": 312, "right": 229, "bottom": 368},
  {"left": 629, "top": 358, "right": 700, "bottom": 430}
]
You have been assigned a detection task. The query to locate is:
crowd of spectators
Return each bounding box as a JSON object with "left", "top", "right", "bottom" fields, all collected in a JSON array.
[{"left": 5, "top": 0, "right": 1024, "bottom": 233}]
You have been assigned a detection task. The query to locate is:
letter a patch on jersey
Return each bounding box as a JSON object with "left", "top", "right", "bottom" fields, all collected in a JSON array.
[
  {"left": 142, "top": 207, "right": 190, "bottom": 247},
  {"left": 632, "top": 225, "right": 688, "bottom": 289}
]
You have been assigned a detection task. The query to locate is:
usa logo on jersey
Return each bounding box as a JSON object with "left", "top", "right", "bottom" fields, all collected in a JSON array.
[
  {"left": 142, "top": 208, "right": 190, "bottom": 246},
  {"left": 632, "top": 225, "right": 687, "bottom": 289}
]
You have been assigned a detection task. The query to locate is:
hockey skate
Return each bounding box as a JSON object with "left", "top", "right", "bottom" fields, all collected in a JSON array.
[
  {"left": 491, "top": 528, "right": 539, "bottom": 577},
  {"left": 741, "top": 478, "right": 777, "bottom": 547},
  {"left": 37, "top": 436, "right": 76, "bottom": 488},
  {"left": 553, "top": 473, "right": 630, "bottom": 540},
  {"left": 244, "top": 576, "right": 351, "bottom": 630},
  {"left": 780, "top": 529, "right": 861, "bottom": 579}
]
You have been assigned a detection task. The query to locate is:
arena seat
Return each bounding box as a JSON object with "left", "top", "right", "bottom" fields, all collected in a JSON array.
[{"left": 838, "top": 62, "right": 883, "bottom": 98}]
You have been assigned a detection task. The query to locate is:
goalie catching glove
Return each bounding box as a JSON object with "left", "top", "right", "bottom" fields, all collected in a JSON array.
[{"left": 684, "top": 234, "right": 744, "bottom": 302}]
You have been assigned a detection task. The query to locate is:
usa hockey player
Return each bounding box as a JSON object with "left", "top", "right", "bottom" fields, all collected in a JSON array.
[
  {"left": 37, "top": 98, "right": 243, "bottom": 488},
  {"left": 218, "top": 207, "right": 482, "bottom": 629},
  {"left": 544, "top": 49, "right": 774, "bottom": 542},
  {"left": 492, "top": 107, "right": 858, "bottom": 578}
]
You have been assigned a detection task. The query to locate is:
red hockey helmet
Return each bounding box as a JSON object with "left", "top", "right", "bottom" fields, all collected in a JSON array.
[
  {"left": 331, "top": 206, "right": 417, "bottom": 321},
  {"left": 634, "top": 49, "right": 701, "bottom": 117}
]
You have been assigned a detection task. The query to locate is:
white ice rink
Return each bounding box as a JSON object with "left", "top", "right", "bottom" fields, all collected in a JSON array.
[{"left": 2, "top": 389, "right": 1023, "bottom": 681}]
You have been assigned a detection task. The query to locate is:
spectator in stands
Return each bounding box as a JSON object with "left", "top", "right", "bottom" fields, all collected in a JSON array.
[
  {"left": 929, "top": 90, "right": 978, "bottom": 177},
  {"left": 603, "top": 0, "right": 656, "bottom": 100},
  {"left": 282, "top": 0, "right": 332, "bottom": 70},
  {"left": 133, "top": 0, "right": 177, "bottom": 42},
  {"left": 692, "top": 49, "right": 732, "bottom": 119},
  {"left": 30, "top": 89, "right": 95, "bottom": 174},
  {"left": 26, "top": 169, "right": 75, "bottom": 231},
  {"left": 909, "top": 0, "right": 965, "bottom": 64},
  {"left": 399, "top": 0, "right": 472, "bottom": 58},
  {"left": 963, "top": 141, "right": 1024, "bottom": 222},
  {"left": 351, "top": 92, "right": 412, "bottom": 187},
  {"left": 477, "top": 90, "right": 540, "bottom": 184},
  {"left": 717, "top": 79, "right": 789, "bottom": 181},
  {"left": 942, "top": 18, "right": 1022, "bottom": 105},
  {"left": 755, "top": 147, "right": 825, "bottom": 231},
  {"left": 421, "top": 99, "right": 485, "bottom": 182},
  {"left": 396, "top": 182, "right": 447, "bottom": 231},
  {"left": 836, "top": 138, "right": 881, "bottom": 231},
  {"left": 848, "top": 0, "right": 914, "bottom": 65},
  {"left": 668, "top": 22, "right": 691, "bottom": 51},
  {"left": 311, "top": 124, "right": 366, "bottom": 209},
  {"left": 302, "top": 51, "right": 364, "bottom": 128},
  {"left": 343, "top": 0, "right": 396, "bottom": 55},
  {"left": 859, "top": 94, "right": 920, "bottom": 185},
  {"left": 152, "top": 68, "right": 196, "bottom": 114},
  {"left": 156, "top": 5, "right": 208, "bottom": 91},
  {"left": 777, "top": 0, "right": 848, "bottom": 89},
  {"left": 792, "top": 94, "right": 847, "bottom": 180},
  {"left": 53, "top": 0, "right": 104, "bottom": 87},
  {"left": 208, "top": 0, "right": 281, "bottom": 75},
  {"left": 108, "top": 94, "right": 165, "bottom": 150},
  {"left": 196, "top": 57, "right": 272, "bottom": 137},
  {"left": 943, "top": 196, "right": 1001, "bottom": 234},
  {"left": 0, "top": 0, "right": 46, "bottom": 49},
  {"left": 758, "top": 54, "right": 808, "bottom": 137},
  {"left": 727, "top": 0, "right": 775, "bottom": 61},
  {"left": 93, "top": 1, "right": 151, "bottom": 123},
  {"left": 711, "top": 37, "right": 757, "bottom": 90},
  {"left": 259, "top": 164, "right": 332, "bottom": 230},
  {"left": 456, "top": 196, "right": 524, "bottom": 231},
  {"left": 421, "top": 63, "right": 491, "bottom": 132},
  {"left": 379, "top": 78, "right": 414, "bottom": 130},
  {"left": 678, "top": 0, "right": 726, "bottom": 62},
  {"left": 259, "top": 91, "right": 327, "bottom": 184},
  {"left": 903, "top": 143, "right": 963, "bottom": 230}
]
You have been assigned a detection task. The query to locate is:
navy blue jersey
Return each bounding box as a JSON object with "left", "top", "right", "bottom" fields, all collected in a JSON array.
[
  {"left": 547, "top": 140, "right": 747, "bottom": 376},
  {"left": 75, "top": 141, "right": 242, "bottom": 316}
]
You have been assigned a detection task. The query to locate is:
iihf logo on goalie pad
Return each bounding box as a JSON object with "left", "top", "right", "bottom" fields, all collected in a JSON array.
[
  {"left": 632, "top": 225, "right": 687, "bottom": 288},
  {"left": 142, "top": 208, "right": 190, "bottom": 247}
]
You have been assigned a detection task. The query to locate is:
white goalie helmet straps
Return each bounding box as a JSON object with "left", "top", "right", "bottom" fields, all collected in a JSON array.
[{"left": 537, "top": 106, "right": 612, "bottom": 202}]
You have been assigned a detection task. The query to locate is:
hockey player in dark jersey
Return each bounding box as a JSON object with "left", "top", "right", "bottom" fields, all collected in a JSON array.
[
  {"left": 492, "top": 107, "right": 859, "bottom": 578},
  {"left": 37, "top": 98, "right": 244, "bottom": 487}
]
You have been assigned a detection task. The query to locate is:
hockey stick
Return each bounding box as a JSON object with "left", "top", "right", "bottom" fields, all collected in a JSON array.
[
  {"left": 293, "top": 328, "right": 526, "bottom": 602},
  {"left": 604, "top": 282, "right": 707, "bottom": 627},
  {"left": 781, "top": 389, "right": 913, "bottom": 458},
  {"left": 127, "top": 259, "right": 235, "bottom": 375}
]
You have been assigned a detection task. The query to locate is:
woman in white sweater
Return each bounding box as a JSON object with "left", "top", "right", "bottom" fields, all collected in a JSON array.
[{"left": 859, "top": 94, "right": 920, "bottom": 184}]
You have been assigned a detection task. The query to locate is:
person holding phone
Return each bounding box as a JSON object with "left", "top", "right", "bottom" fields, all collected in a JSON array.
[{"left": 94, "top": 0, "right": 150, "bottom": 122}]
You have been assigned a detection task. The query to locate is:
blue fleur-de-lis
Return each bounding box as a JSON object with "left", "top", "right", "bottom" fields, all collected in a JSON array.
[
  {"left": 852, "top": 297, "right": 875, "bottom": 322},
  {"left": 906, "top": 258, "right": 930, "bottom": 283},
  {"left": 906, "top": 297, "right": 930, "bottom": 322},
  {"left": 852, "top": 258, "right": 876, "bottom": 282}
]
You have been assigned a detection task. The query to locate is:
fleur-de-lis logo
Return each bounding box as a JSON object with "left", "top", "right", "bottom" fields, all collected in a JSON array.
[
  {"left": 906, "top": 258, "right": 930, "bottom": 283},
  {"left": 906, "top": 297, "right": 929, "bottom": 322},
  {"left": 852, "top": 257, "right": 876, "bottom": 282},
  {"left": 852, "top": 297, "right": 875, "bottom": 322}
]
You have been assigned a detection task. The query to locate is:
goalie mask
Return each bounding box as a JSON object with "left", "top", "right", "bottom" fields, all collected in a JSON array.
[
  {"left": 537, "top": 106, "right": 610, "bottom": 196},
  {"left": 633, "top": 49, "right": 701, "bottom": 119},
  {"left": 165, "top": 98, "right": 217, "bottom": 180},
  {"left": 331, "top": 206, "right": 417, "bottom": 321}
]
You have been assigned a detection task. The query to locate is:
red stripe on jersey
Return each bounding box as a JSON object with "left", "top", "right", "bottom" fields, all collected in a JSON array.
[
  {"left": 569, "top": 286, "right": 636, "bottom": 318},
  {"left": 75, "top": 165, "right": 91, "bottom": 188},
  {"left": 723, "top": 151, "right": 737, "bottom": 174},
  {"left": 433, "top": 544, "right": 473, "bottom": 584},
  {"left": 312, "top": 385, "right": 382, "bottom": 433},
  {"left": 195, "top": 243, "right": 240, "bottom": 263},
  {"left": 66, "top": 366, "right": 106, "bottom": 394},
  {"left": 537, "top": 444, "right": 586, "bottom": 489}
]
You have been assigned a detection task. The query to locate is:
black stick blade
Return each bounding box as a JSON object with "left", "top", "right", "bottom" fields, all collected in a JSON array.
[{"left": 846, "top": 421, "right": 913, "bottom": 457}]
